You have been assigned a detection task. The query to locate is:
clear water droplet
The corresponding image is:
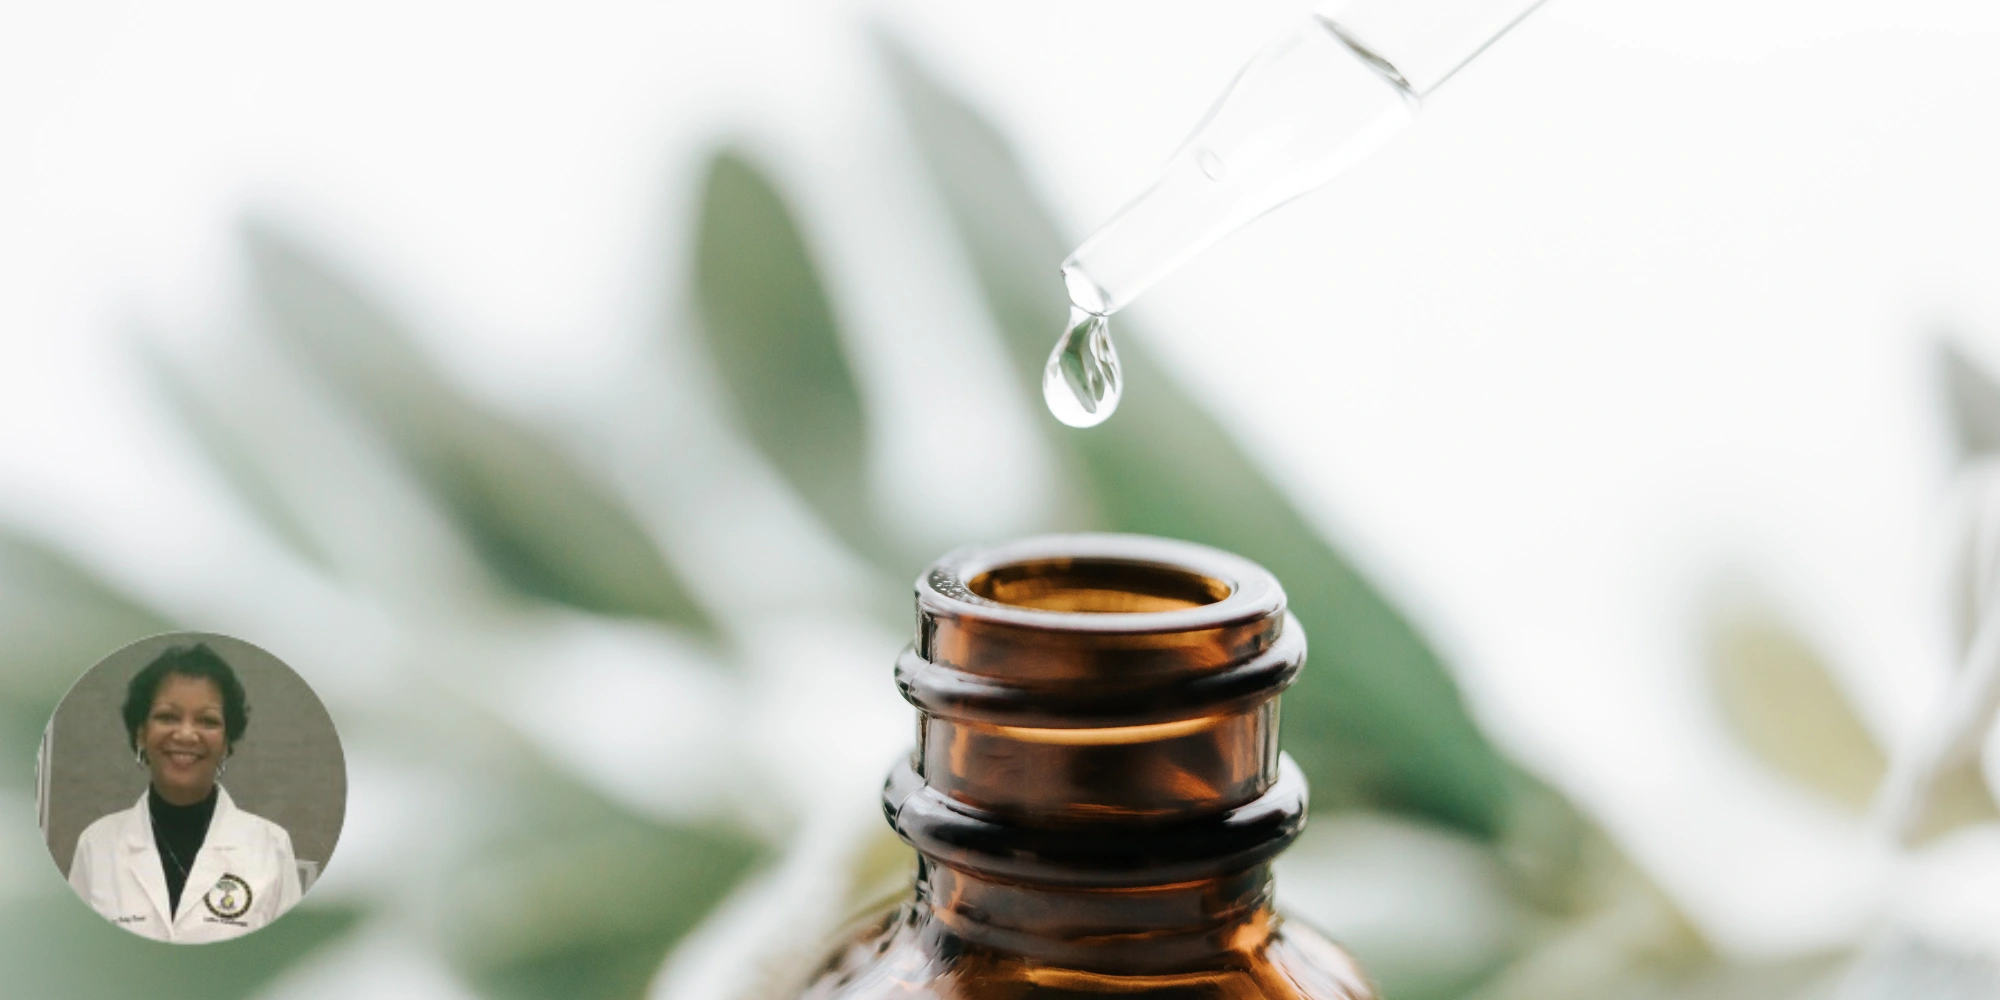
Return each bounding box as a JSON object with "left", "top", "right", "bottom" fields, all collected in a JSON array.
[{"left": 1042, "top": 307, "right": 1122, "bottom": 428}]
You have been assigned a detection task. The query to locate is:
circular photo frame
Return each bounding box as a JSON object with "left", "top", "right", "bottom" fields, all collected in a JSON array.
[{"left": 37, "top": 632, "right": 346, "bottom": 944}]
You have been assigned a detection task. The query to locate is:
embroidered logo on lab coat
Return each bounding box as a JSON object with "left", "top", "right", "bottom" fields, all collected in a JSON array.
[{"left": 203, "top": 874, "right": 252, "bottom": 920}]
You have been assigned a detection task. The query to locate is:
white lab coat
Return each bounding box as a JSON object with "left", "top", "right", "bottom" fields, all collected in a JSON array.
[{"left": 67, "top": 785, "right": 303, "bottom": 943}]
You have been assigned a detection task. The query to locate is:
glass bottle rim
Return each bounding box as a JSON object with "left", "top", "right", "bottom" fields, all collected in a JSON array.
[{"left": 919, "top": 533, "right": 1283, "bottom": 636}]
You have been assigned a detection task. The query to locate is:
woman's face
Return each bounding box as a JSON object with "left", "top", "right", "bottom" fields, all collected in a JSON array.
[{"left": 140, "top": 674, "right": 228, "bottom": 805}]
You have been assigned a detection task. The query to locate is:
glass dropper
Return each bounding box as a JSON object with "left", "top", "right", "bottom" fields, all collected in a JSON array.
[
  {"left": 1041, "top": 0, "right": 1556, "bottom": 427},
  {"left": 1061, "top": 0, "right": 1554, "bottom": 319}
]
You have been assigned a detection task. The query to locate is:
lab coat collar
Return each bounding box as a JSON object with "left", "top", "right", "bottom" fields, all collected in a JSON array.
[{"left": 115, "top": 784, "right": 247, "bottom": 930}]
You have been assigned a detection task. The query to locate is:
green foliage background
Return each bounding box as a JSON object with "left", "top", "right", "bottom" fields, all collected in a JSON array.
[{"left": 4, "top": 31, "right": 1951, "bottom": 1000}]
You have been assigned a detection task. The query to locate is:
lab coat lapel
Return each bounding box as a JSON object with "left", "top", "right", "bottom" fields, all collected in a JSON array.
[
  {"left": 117, "top": 792, "right": 173, "bottom": 930},
  {"left": 174, "top": 786, "right": 244, "bottom": 933}
]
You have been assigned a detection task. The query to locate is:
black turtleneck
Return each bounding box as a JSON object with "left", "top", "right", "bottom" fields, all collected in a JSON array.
[{"left": 148, "top": 785, "right": 217, "bottom": 916}]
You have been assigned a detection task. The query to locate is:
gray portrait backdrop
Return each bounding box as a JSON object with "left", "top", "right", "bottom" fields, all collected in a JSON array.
[{"left": 42, "top": 632, "right": 346, "bottom": 880}]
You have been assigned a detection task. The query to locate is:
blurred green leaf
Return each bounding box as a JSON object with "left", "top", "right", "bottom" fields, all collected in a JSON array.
[
  {"left": 878, "top": 34, "right": 1533, "bottom": 841},
  {"left": 443, "top": 754, "right": 767, "bottom": 1000},
  {"left": 1705, "top": 597, "right": 1885, "bottom": 811},
  {"left": 0, "top": 895, "right": 360, "bottom": 998},
  {"left": 1640, "top": 960, "right": 1838, "bottom": 1000},
  {"left": 138, "top": 337, "right": 332, "bottom": 569},
  {"left": 1912, "top": 757, "right": 2000, "bottom": 842},
  {"left": 1707, "top": 590, "right": 1999, "bottom": 835},
  {"left": 242, "top": 221, "right": 713, "bottom": 633},
  {"left": 691, "top": 152, "right": 896, "bottom": 572},
  {"left": 1939, "top": 338, "right": 2000, "bottom": 461},
  {"left": 0, "top": 530, "right": 172, "bottom": 781}
]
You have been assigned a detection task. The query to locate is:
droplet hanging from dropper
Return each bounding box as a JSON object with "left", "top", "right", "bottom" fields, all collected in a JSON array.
[{"left": 1042, "top": 307, "right": 1122, "bottom": 428}]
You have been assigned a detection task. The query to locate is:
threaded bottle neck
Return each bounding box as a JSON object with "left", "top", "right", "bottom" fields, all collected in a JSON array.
[{"left": 884, "top": 534, "right": 1309, "bottom": 971}]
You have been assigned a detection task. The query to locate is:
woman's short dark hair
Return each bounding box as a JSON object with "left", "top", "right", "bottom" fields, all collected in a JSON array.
[{"left": 121, "top": 643, "right": 250, "bottom": 752}]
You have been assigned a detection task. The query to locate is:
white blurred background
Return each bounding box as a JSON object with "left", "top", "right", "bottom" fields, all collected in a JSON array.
[{"left": 8, "top": 0, "right": 2000, "bottom": 997}]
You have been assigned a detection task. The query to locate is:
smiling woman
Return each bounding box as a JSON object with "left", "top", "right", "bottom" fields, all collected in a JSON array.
[{"left": 38, "top": 633, "right": 345, "bottom": 944}]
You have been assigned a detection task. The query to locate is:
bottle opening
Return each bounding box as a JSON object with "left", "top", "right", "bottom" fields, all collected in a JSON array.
[{"left": 967, "top": 558, "right": 1231, "bottom": 613}]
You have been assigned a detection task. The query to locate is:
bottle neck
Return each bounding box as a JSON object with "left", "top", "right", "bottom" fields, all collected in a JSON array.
[
  {"left": 886, "top": 535, "right": 1311, "bottom": 974},
  {"left": 914, "top": 857, "right": 1278, "bottom": 972}
]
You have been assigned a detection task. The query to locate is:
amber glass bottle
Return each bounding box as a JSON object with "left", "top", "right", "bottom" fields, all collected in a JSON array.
[{"left": 800, "top": 534, "right": 1377, "bottom": 1000}]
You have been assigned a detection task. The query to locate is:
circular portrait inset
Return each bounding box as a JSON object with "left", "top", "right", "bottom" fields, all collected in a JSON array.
[{"left": 36, "top": 633, "right": 345, "bottom": 943}]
